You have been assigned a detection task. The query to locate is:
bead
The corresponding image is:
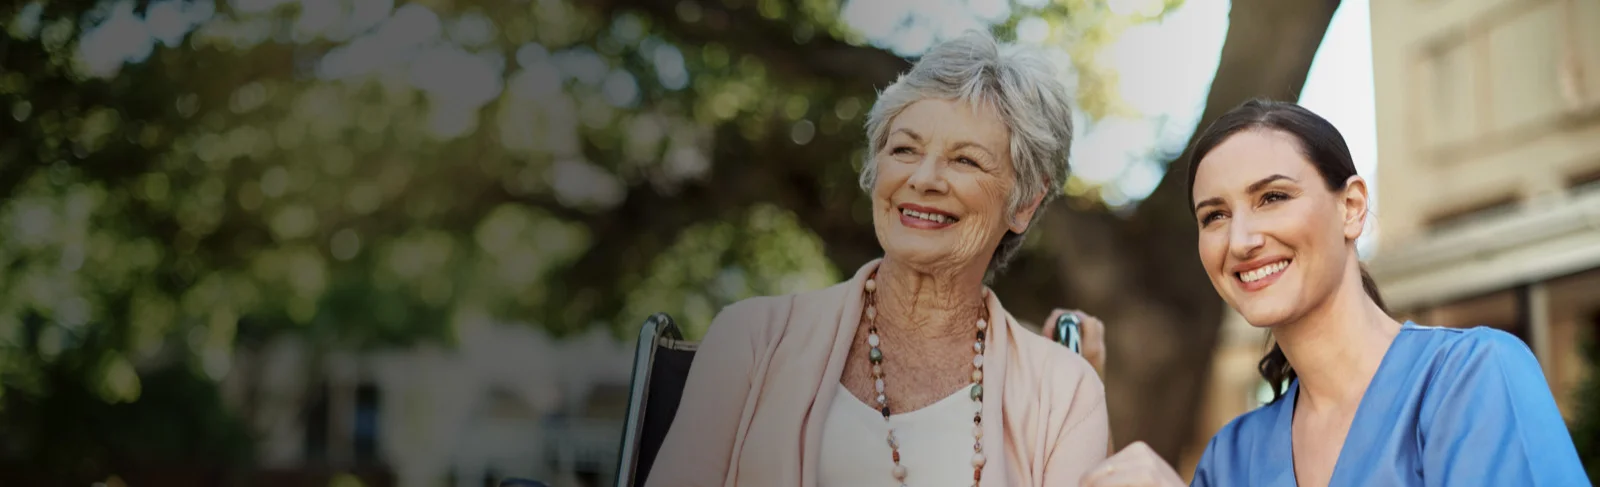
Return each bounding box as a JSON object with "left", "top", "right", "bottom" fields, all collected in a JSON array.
[{"left": 855, "top": 285, "right": 998, "bottom": 485}]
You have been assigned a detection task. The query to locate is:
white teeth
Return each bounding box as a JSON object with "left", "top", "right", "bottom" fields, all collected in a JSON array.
[
  {"left": 1240, "top": 261, "right": 1289, "bottom": 283},
  {"left": 902, "top": 209, "right": 953, "bottom": 224}
]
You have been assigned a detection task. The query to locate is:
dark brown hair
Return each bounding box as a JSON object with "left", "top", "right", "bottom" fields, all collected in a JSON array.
[{"left": 1185, "top": 98, "right": 1388, "bottom": 402}]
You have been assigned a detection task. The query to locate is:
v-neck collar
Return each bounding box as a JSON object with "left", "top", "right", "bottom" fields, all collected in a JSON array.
[{"left": 1267, "top": 321, "right": 1419, "bottom": 487}]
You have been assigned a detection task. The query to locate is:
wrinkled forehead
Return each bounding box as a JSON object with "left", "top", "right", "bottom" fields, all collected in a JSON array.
[
  {"left": 1192, "top": 130, "right": 1316, "bottom": 201},
  {"left": 887, "top": 98, "right": 1011, "bottom": 148}
]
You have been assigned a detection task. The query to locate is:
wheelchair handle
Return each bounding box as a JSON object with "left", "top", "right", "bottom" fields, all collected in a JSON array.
[{"left": 1055, "top": 313, "right": 1082, "bottom": 354}]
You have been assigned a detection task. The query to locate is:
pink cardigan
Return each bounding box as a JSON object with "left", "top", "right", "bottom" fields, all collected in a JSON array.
[{"left": 644, "top": 259, "right": 1109, "bottom": 487}]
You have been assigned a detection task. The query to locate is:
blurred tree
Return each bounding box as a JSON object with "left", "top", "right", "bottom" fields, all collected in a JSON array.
[
  {"left": 572, "top": 0, "right": 1343, "bottom": 461},
  {"left": 0, "top": 0, "right": 1339, "bottom": 479}
]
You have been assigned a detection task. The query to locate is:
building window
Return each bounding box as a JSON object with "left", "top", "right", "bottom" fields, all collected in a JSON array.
[
  {"left": 304, "top": 382, "right": 330, "bottom": 464},
  {"left": 354, "top": 383, "right": 380, "bottom": 464},
  {"left": 302, "top": 381, "right": 382, "bottom": 466}
]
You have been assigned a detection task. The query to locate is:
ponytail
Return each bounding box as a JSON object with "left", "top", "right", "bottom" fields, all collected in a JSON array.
[{"left": 1258, "top": 265, "right": 1388, "bottom": 401}]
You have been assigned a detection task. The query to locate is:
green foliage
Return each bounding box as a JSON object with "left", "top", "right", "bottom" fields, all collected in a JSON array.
[
  {"left": 621, "top": 203, "right": 840, "bottom": 340},
  {"left": 1, "top": 360, "right": 254, "bottom": 483},
  {"left": 0, "top": 0, "right": 1177, "bottom": 479}
]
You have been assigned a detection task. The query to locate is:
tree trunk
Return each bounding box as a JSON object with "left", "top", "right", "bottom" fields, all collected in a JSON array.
[{"left": 1001, "top": 0, "right": 1343, "bottom": 462}]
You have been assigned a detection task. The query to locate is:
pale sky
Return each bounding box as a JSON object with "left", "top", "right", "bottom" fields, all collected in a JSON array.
[{"left": 1297, "top": 0, "right": 1381, "bottom": 254}]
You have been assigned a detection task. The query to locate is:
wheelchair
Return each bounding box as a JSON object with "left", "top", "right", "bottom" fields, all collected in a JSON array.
[{"left": 502, "top": 312, "right": 696, "bottom": 487}]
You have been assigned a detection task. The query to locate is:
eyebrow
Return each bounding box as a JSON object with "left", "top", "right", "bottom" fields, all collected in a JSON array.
[
  {"left": 1247, "top": 174, "right": 1298, "bottom": 193},
  {"left": 890, "top": 128, "right": 924, "bottom": 143},
  {"left": 890, "top": 129, "right": 996, "bottom": 158},
  {"left": 1192, "top": 174, "right": 1299, "bottom": 213},
  {"left": 950, "top": 141, "right": 996, "bottom": 159}
]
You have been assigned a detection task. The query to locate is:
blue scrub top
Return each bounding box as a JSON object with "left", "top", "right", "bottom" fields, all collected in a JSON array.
[{"left": 1192, "top": 322, "right": 1589, "bottom": 486}]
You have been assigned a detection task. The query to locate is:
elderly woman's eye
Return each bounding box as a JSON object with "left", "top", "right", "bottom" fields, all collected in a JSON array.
[
  {"left": 891, "top": 146, "right": 915, "bottom": 155},
  {"left": 955, "top": 156, "right": 979, "bottom": 166}
]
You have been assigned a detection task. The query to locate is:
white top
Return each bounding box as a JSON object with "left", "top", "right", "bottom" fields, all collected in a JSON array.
[{"left": 819, "top": 383, "right": 978, "bottom": 487}]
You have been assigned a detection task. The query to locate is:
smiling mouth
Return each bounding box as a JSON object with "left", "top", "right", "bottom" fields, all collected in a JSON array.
[
  {"left": 1237, "top": 260, "right": 1290, "bottom": 283},
  {"left": 900, "top": 208, "right": 958, "bottom": 224}
]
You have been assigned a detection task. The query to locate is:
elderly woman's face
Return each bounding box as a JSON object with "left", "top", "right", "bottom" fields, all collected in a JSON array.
[{"left": 871, "top": 98, "right": 1032, "bottom": 271}]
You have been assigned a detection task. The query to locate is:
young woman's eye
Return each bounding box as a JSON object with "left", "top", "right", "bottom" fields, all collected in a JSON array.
[
  {"left": 1200, "top": 211, "right": 1227, "bottom": 225},
  {"left": 1261, "top": 191, "right": 1290, "bottom": 205}
]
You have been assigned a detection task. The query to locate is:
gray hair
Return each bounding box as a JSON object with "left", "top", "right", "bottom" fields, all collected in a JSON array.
[{"left": 859, "top": 30, "right": 1076, "bottom": 275}]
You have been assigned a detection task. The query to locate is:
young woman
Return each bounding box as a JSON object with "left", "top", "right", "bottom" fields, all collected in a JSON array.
[{"left": 1079, "top": 99, "right": 1588, "bottom": 486}]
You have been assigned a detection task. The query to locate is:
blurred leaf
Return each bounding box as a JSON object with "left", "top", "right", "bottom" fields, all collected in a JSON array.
[{"left": 0, "top": 0, "right": 1182, "bottom": 480}]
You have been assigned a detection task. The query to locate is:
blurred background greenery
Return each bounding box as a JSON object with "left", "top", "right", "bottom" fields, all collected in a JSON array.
[
  {"left": 5, "top": 0, "right": 1596, "bottom": 485},
  {"left": 0, "top": 0, "right": 1329, "bottom": 484}
]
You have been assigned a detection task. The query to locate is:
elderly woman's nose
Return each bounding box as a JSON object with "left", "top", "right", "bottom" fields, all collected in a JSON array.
[{"left": 908, "top": 156, "right": 949, "bottom": 193}]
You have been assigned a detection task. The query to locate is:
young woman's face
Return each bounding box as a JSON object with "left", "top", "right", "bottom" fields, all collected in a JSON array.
[{"left": 1190, "top": 129, "right": 1367, "bottom": 327}]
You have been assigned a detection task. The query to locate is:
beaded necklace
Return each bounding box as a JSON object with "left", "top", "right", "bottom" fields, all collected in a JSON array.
[{"left": 861, "top": 272, "right": 988, "bottom": 487}]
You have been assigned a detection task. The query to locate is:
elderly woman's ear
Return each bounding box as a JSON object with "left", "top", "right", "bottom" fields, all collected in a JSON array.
[{"left": 1008, "top": 190, "right": 1048, "bottom": 234}]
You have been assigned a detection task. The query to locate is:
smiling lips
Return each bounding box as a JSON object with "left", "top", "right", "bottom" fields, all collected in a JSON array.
[
  {"left": 898, "top": 204, "right": 959, "bottom": 229},
  {"left": 1234, "top": 259, "right": 1291, "bottom": 291}
]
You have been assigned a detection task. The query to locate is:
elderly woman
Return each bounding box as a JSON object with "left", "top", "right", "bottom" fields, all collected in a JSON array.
[{"left": 644, "top": 31, "right": 1109, "bottom": 487}]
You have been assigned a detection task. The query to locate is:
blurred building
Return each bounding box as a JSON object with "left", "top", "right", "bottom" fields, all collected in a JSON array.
[
  {"left": 1366, "top": 0, "right": 1600, "bottom": 417},
  {"left": 1182, "top": 0, "right": 1600, "bottom": 476},
  {"left": 220, "top": 318, "right": 635, "bottom": 487}
]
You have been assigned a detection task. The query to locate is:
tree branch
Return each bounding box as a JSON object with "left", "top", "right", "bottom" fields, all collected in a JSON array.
[{"left": 586, "top": 0, "right": 911, "bottom": 94}]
